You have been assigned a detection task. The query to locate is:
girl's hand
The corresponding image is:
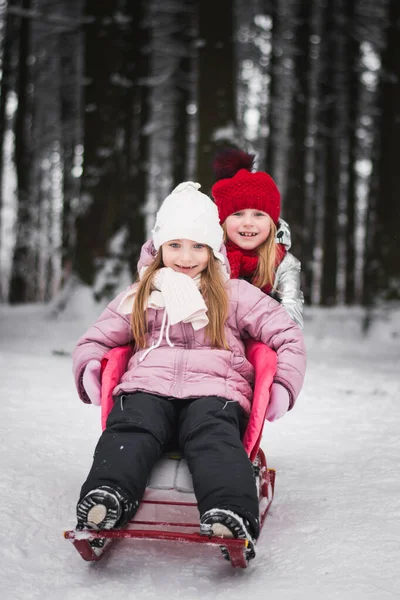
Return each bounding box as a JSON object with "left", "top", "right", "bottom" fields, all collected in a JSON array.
[
  {"left": 266, "top": 383, "right": 290, "bottom": 422},
  {"left": 82, "top": 360, "right": 102, "bottom": 405}
]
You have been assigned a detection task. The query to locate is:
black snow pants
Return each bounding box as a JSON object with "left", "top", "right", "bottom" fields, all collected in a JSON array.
[{"left": 79, "top": 392, "right": 260, "bottom": 537}]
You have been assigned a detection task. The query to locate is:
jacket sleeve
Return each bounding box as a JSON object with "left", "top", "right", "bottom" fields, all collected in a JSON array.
[
  {"left": 72, "top": 290, "right": 133, "bottom": 403},
  {"left": 235, "top": 280, "right": 307, "bottom": 409},
  {"left": 271, "top": 252, "right": 304, "bottom": 329}
]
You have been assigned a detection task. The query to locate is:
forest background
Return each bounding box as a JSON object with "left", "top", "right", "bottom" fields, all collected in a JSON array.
[{"left": 0, "top": 0, "right": 399, "bottom": 318}]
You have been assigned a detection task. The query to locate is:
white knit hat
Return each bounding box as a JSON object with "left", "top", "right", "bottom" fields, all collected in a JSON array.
[{"left": 151, "top": 182, "right": 225, "bottom": 262}]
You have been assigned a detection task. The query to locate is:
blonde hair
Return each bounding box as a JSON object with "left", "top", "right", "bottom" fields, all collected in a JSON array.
[
  {"left": 253, "top": 220, "right": 277, "bottom": 289},
  {"left": 131, "top": 248, "right": 229, "bottom": 349},
  {"left": 223, "top": 220, "right": 277, "bottom": 290}
]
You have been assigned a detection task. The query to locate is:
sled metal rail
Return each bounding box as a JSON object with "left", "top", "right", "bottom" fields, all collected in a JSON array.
[
  {"left": 64, "top": 454, "right": 275, "bottom": 569},
  {"left": 64, "top": 528, "right": 250, "bottom": 568}
]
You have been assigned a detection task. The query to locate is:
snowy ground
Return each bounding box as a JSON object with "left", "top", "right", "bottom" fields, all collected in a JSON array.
[{"left": 1, "top": 286, "right": 399, "bottom": 600}]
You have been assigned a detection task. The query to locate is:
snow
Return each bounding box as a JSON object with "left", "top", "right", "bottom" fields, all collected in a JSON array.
[{"left": 1, "top": 287, "right": 399, "bottom": 599}]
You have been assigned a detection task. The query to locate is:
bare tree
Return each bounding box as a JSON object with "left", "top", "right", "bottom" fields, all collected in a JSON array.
[
  {"left": 349, "top": 0, "right": 387, "bottom": 308},
  {"left": 58, "top": 0, "right": 84, "bottom": 289},
  {"left": 234, "top": 0, "right": 274, "bottom": 168},
  {"left": 123, "top": 0, "right": 149, "bottom": 274},
  {"left": 172, "top": 0, "right": 196, "bottom": 187},
  {"left": 0, "top": 0, "right": 15, "bottom": 287},
  {"left": 319, "top": 0, "right": 356, "bottom": 306},
  {"left": 196, "top": 0, "right": 236, "bottom": 194},
  {"left": 284, "top": 1, "right": 309, "bottom": 271},
  {"left": 143, "top": 0, "right": 187, "bottom": 235},
  {"left": 303, "top": 0, "right": 325, "bottom": 305},
  {"left": 344, "top": 1, "right": 359, "bottom": 305},
  {"left": 373, "top": 0, "right": 400, "bottom": 301},
  {"left": 267, "top": 0, "right": 298, "bottom": 201},
  {"left": 9, "top": 0, "right": 35, "bottom": 303},
  {"left": 332, "top": 0, "right": 353, "bottom": 305},
  {"left": 76, "top": 0, "right": 141, "bottom": 286}
]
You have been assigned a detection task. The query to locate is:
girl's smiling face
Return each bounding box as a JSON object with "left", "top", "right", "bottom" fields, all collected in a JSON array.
[
  {"left": 161, "top": 239, "right": 209, "bottom": 278},
  {"left": 225, "top": 209, "right": 272, "bottom": 250}
]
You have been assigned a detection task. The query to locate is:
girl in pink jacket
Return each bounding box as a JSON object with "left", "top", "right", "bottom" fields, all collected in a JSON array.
[{"left": 73, "top": 182, "right": 306, "bottom": 562}]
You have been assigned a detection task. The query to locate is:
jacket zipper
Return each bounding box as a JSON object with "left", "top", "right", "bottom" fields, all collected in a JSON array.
[{"left": 170, "top": 322, "right": 188, "bottom": 397}]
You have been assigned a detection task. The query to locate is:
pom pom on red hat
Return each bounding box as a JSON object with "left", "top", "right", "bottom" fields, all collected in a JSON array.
[
  {"left": 211, "top": 147, "right": 281, "bottom": 225},
  {"left": 213, "top": 147, "right": 255, "bottom": 181}
]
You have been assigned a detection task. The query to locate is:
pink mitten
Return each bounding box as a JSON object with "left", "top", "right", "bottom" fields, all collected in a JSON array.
[
  {"left": 82, "top": 359, "right": 102, "bottom": 405},
  {"left": 265, "top": 383, "right": 290, "bottom": 422},
  {"left": 137, "top": 239, "right": 157, "bottom": 271}
]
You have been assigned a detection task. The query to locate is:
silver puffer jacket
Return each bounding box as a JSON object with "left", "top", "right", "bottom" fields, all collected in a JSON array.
[{"left": 271, "top": 219, "right": 304, "bottom": 329}]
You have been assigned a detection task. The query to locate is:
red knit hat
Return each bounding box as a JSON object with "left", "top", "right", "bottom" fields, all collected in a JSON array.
[{"left": 211, "top": 148, "right": 281, "bottom": 224}]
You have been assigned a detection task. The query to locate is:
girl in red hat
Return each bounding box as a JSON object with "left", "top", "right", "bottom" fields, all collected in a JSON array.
[{"left": 212, "top": 147, "right": 304, "bottom": 330}]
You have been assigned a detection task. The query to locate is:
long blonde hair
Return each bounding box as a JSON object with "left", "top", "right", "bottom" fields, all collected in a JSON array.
[
  {"left": 131, "top": 248, "right": 229, "bottom": 349},
  {"left": 223, "top": 220, "right": 277, "bottom": 290},
  {"left": 253, "top": 220, "right": 277, "bottom": 289}
]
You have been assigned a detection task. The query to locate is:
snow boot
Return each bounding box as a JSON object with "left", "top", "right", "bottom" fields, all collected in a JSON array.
[
  {"left": 76, "top": 485, "right": 130, "bottom": 548},
  {"left": 200, "top": 508, "right": 256, "bottom": 561}
]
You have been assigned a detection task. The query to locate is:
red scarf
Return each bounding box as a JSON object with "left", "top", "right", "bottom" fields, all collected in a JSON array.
[{"left": 225, "top": 240, "right": 287, "bottom": 294}]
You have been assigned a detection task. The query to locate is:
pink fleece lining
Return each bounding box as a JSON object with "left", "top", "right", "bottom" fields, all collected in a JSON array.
[
  {"left": 100, "top": 345, "right": 132, "bottom": 430},
  {"left": 242, "top": 339, "right": 277, "bottom": 461}
]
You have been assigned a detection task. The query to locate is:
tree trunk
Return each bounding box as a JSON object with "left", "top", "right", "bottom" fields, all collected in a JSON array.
[
  {"left": 353, "top": 0, "right": 388, "bottom": 304},
  {"left": 267, "top": 0, "right": 298, "bottom": 201},
  {"left": 285, "top": 1, "right": 309, "bottom": 262},
  {"left": 332, "top": 0, "right": 352, "bottom": 306},
  {"left": 0, "top": 4, "right": 17, "bottom": 294},
  {"left": 184, "top": 0, "right": 198, "bottom": 181},
  {"left": 123, "top": 0, "right": 148, "bottom": 274},
  {"left": 320, "top": 9, "right": 338, "bottom": 307},
  {"left": 345, "top": 1, "right": 359, "bottom": 305},
  {"left": 235, "top": 0, "right": 274, "bottom": 168},
  {"left": 9, "top": 0, "right": 34, "bottom": 303},
  {"left": 375, "top": 0, "right": 400, "bottom": 300},
  {"left": 142, "top": 0, "right": 182, "bottom": 237},
  {"left": 76, "top": 0, "right": 132, "bottom": 285},
  {"left": 173, "top": 1, "right": 194, "bottom": 187},
  {"left": 58, "top": 0, "right": 84, "bottom": 288},
  {"left": 196, "top": 0, "right": 236, "bottom": 195},
  {"left": 303, "top": 0, "right": 325, "bottom": 304}
]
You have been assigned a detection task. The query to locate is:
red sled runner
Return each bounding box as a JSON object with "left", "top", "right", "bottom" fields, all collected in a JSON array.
[{"left": 65, "top": 340, "right": 277, "bottom": 568}]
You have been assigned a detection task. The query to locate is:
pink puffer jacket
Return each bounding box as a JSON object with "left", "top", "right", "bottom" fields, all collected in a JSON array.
[
  {"left": 99, "top": 340, "right": 277, "bottom": 462},
  {"left": 72, "top": 279, "right": 306, "bottom": 415}
]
